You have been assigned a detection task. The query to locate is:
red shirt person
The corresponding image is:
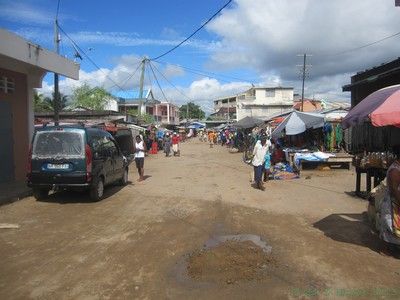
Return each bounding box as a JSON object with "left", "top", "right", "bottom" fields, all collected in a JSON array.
[{"left": 172, "top": 133, "right": 180, "bottom": 156}]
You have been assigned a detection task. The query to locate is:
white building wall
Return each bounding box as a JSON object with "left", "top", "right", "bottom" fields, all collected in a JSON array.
[
  {"left": 103, "top": 97, "right": 119, "bottom": 111},
  {"left": 254, "top": 88, "right": 293, "bottom": 105},
  {"left": 236, "top": 106, "right": 292, "bottom": 120}
]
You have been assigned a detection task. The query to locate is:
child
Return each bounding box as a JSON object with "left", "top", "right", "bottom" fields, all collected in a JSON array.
[{"left": 263, "top": 151, "right": 271, "bottom": 182}]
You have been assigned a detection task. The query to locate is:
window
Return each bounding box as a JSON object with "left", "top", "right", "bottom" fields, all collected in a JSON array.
[
  {"left": 33, "top": 131, "right": 85, "bottom": 158},
  {"left": 265, "top": 89, "right": 275, "bottom": 97},
  {"left": 0, "top": 76, "right": 15, "bottom": 94}
]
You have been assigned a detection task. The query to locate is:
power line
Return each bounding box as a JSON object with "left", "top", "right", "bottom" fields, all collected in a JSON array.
[
  {"left": 109, "top": 60, "right": 142, "bottom": 90},
  {"left": 148, "top": 62, "right": 168, "bottom": 102},
  {"left": 150, "top": 0, "right": 233, "bottom": 61},
  {"left": 154, "top": 59, "right": 255, "bottom": 83},
  {"left": 327, "top": 30, "right": 400, "bottom": 56},
  {"left": 55, "top": 0, "right": 61, "bottom": 20},
  {"left": 149, "top": 61, "right": 193, "bottom": 102},
  {"left": 145, "top": 61, "right": 155, "bottom": 96},
  {"left": 57, "top": 24, "right": 127, "bottom": 93}
]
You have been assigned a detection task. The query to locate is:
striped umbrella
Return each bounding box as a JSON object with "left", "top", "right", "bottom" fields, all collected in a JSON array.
[{"left": 342, "top": 84, "right": 400, "bottom": 129}]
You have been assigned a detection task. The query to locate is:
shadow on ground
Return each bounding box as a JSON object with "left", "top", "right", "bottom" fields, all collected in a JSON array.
[
  {"left": 313, "top": 213, "right": 381, "bottom": 253},
  {"left": 36, "top": 181, "right": 133, "bottom": 204}
]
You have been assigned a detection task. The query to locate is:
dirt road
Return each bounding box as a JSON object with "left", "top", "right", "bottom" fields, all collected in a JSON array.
[{"left": 1, "top": 139, "right": 399, "bottom": 299}]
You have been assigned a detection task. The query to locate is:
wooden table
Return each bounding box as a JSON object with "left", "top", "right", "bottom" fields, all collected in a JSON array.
[
  {"left": 355, "top": 167, "right": 386, "bottom": 197},
  {"left": 296, "top": 153, "right": 353, "bottom": 171}
]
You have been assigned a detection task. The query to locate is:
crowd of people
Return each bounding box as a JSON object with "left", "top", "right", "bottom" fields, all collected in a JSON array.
[
  {"left": 200, "top": 126, "right": 286, "bottom": 191},
  {"left": 132, "top": 128, "right": 182, "bottom": 182}
]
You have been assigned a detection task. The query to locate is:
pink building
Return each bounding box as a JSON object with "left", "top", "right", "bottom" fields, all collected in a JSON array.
[{"left": 154, "top": 102, "right": 180, "bottom": 125}]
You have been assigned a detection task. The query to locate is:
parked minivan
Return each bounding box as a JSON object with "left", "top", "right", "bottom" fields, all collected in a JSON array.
[{"left": 27, "top": 126, "right": 129, "bottom": 201}]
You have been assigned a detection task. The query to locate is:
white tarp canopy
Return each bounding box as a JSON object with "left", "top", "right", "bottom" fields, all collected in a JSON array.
[{"left": 272, "top": 111, "right": 325, "bottom": 138}]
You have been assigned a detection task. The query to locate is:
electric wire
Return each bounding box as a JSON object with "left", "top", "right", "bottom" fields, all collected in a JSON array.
[
  {"left": 55, "top": 0, "right": 61, "bottom": 20},
  {"left": 57, "top": 24, "right": 127, "bottom": 93},
  {"left": 149, "top": 61, "right": 193, "bottom": 102},
  {"left": 145, "top": 61, "right": 154, "bottom": 96},
  {"left": 108, "top": 60, "right": 142, "bottom": 90},
  {"left": 324, "top": 31, "right": 400, "bottom": 56},
  {"left": 150, "top": 0, "right": 232, "bottom": 61},
  {"left": 154, "top": 59, "right": 254, "bottom": 83},
  {"left": 148, "top": 62, "right": 169, "bottom": 102}
]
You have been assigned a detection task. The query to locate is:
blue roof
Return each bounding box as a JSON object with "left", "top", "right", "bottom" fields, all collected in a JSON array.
[{"left": 112, "top": 89, "right": 150, "bottom": 99}]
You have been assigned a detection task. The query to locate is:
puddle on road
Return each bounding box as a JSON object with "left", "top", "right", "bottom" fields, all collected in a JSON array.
[
  {"left": 174, "top": 234, "right": 275, "bottom": 285},
  {"left": 203, "top": 234, "right": 272, "bottom": 253}
]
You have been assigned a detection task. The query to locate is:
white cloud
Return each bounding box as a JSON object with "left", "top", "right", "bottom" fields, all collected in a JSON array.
[
  {"left": 205, "top": 0, "right": 400, "bottom": 99},
  {"left": 0, "top": 1, "right": 80, "bottom": 26},
  {"left": 151, "top": 77, "right": 252, "bottom": 113},
  {"left": 13, "top": 27, "right": 221, "bottom": 54},
  {"left": 0, "top": 2, "right": 52, "bottom": 25}
]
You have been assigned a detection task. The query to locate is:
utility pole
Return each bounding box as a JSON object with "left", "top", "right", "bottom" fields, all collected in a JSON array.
[
  {"left": 297, "top": 54, "right": 312, "bottom": 112},
  {"left": 227, "top": 100, "right": 230, "bottom": 123},
  {"left": 186, "top": 102, "right": 189, "bottom": 122},
  {"left": 53, "top": 19, "right": 60, "bottom": 125},
  {"left": 138, "top": 57, "right": 146, "bottom": 116},
  {"left": 301, "top": 54, "right": 306, "bottom": 112}
]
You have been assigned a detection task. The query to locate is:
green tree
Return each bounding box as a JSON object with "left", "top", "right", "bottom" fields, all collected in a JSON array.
[
  {"left": 44, "top": 92, "right": 69, "bottom": 111},
  {"left": 179, "top": 102, "right": 205, "bottom": 120},
  {"left": 126, "top": 109, "right": 154, "bottom": 124},
  {"left": 71, "top": 84, "right": 112, "bottom": 110},
  {"left": 33, "top": 91, "right": 52, "bottom": 112}
]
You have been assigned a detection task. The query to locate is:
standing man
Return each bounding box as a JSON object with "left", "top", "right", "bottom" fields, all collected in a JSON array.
[
  {"left": 133, "top": 135, "right": 146, "bottom": 182},
  {"left": 252, "top": 136, "right": 268, "bottom": 191},
  {"left": 163, "top": 133, "right": 172, "bottom": 157},
  {"left": 172, "top": 132, "right": 180, "bottom": 156}
]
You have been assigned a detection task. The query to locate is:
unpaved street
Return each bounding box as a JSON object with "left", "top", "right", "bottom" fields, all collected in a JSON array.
[{"left": 1, "top": 140, "right": 400, "bottom": 299}]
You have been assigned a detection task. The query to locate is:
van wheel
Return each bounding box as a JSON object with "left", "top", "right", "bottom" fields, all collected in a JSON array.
[
  {"left": 90, "top": 177, "right": 104, "bottom": 201},
  {"left": 119, "top": 168, "right": 128, "bottom": 186},
  {"left": 33, "top": 188, "right": 49, "bottom": 200}
]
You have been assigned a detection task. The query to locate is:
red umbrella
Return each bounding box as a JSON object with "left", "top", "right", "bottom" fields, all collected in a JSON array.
[{"left": 342, "top": 84, "right": 400, "bottom": 129}]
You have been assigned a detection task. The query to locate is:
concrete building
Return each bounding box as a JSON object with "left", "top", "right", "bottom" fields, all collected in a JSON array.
[
  {"left": 153, "top": 102, "right": 180, "bottom": 125},
  {"left": 0, "top": 29, "right": 79, "bottom": 183},
  {"left": 113, "top": 89, "right": 180, "bottom": 125},
  {"left": 114, "top": 89, "right": 159, "bottom": 115},
  {"left": 293, "top": 99, "right": 323, "bottom": 112},
  {"left": 213, "top": 87, "right": 294, "bottom": 121}
]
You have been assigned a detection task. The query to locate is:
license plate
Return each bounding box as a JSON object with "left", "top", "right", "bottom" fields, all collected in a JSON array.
[{"left": 47, "top": 163, "right": 69, "bottom": 169}]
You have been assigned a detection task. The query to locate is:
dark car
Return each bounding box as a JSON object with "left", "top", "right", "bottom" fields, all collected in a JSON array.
[{"left": 27, "top": 126, "right": 129, "bottom": 201}]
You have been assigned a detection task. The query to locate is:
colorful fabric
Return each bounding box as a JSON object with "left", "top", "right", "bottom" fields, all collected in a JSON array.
[
  {"left": 392, "top": 201, "right": 400, "bottom": 238},
  {"left": 335, "top": 124, "right": 343, "bottom": 146},
  {"left": 379, "top": 161, "right": 400, "bottom": 245},
  {"left": 264, "top": 152, "right": 271, "bottom": 169}
]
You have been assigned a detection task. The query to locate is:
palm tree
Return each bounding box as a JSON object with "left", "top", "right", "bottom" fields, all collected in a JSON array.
[
  {"left": 44, "top": 92, "right": 69, "bottom": 111},
  {"left": 34, "top": 92, "right": 52, "bottom": 112}
]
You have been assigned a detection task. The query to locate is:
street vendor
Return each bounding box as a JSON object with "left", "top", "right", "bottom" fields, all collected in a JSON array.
[{"left": 378, "top": 145, "right": 400, "bottom": 256}]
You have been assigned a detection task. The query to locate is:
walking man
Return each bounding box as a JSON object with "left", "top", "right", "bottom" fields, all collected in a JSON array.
[
  {"left": 252, "top": 136, "right": 268, "bottom": 191},
  {"left": 133, "top": 135, "right": 146, "bottom": 182},
  {"left": 172, "top": 132, "right": 180, "bottom": 156}
]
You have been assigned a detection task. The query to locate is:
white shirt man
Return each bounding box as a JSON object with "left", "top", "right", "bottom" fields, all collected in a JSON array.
[{"left": 252, "top": 140, "right": 269, "bottom": 167}]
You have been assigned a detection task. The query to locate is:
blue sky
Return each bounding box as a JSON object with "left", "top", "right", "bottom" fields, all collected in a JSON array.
[{"left": 1, "top": 0, "right": 400, "bottom": 111}]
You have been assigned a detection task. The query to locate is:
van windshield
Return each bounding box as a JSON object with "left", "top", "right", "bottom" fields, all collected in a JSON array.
[{"left": 32, "top": 130, "right": 85, "bottom": 159}]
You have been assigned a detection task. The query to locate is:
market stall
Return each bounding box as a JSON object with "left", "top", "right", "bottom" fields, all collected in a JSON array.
[
  {"left": 342, "top": 84, "right": 400, "bottom": 197},
  {"left": 271, "top": 111, "right": 353, "bottom": 172}
]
